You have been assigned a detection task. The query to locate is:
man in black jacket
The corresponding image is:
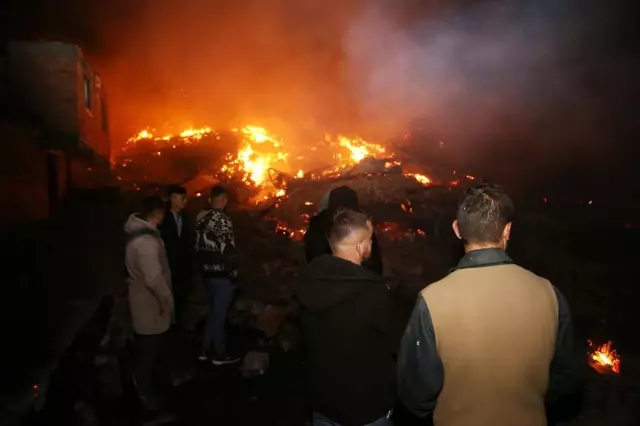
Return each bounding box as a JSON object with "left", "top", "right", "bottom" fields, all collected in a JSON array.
[
  {"left": 159, "top": 185, "right": 192, "bottom": 327},
  {"left": 304, "top": 186, "right": 383, "bottom": 275},
  {"left": 297, "top": 209, "right": 405, "bottom": 426}
]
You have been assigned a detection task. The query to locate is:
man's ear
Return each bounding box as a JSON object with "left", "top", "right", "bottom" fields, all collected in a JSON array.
[
  {"left": 503, "top": 222, "right": 512, "bottom": 241},
  {"left": 452, "top": 220, "right": 462, "bottom": 240}
]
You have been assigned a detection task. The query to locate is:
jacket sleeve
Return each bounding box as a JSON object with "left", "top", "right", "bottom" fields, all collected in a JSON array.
[
  {"left": 137, "top": 237, "right": 174, "bottom": 313},
  {"left": 547, "top": 286, "right": 583, "bottom": 405},
  {"left": 223, "top": 218, "right": 238, "bottom": 279},
  {"left": 397, "top": 297, "right": 444, "bottom": 418}
]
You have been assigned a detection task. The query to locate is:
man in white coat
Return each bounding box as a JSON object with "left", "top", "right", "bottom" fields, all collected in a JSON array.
[{"left": 124, "top": 196, "right": 174, "bottom": 410}]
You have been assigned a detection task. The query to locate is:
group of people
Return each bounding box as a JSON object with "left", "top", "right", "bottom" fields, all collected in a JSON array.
[
  {"left": 123, "top": 184, "right": 240, "bottom": 411},
  {"left": 297, "top": 184, "right": 581, "bottom": 426},
  {"left": 124, "top": 181, "right": 582, "bottom": 425}
]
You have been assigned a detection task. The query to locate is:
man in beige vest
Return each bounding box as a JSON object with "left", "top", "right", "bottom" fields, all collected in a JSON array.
[{"left": 398, "top": 184, "right": 581, "bottom": 426}]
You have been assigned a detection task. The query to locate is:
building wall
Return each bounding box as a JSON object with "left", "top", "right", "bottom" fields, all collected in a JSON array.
[
  {"left": 5, "top": 41, "right": 79, "bottom": 151},
  {"left": 0, "top": 119, "right": 49, "bottom": 229},
  {"left": 5, "top": 41, "right": 111, "bottom": 160},
  {"left": 3, "top": 41, "right": 112, "bottom": 191},
  {"left": 76, "top": 49, "right": 110, "bottom": 159}
]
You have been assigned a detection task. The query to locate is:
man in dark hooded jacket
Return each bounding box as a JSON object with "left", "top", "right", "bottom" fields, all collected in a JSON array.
[
  {"left": 304, "top": 186, "right": 383, "bottom": 275},
  {"left": 297, "top": 209, "right": 405, "bottom": 426}
]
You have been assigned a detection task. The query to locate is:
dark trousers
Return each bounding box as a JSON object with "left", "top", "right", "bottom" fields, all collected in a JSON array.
[
  {"left": 131, "top": 332, "right": 170, "bottom": 398},
  {"left": 172, "top": 272, "right": 189, "bottom": 327},
  {"left": 202, "top": 277, "right": 235, "bottom": 357}
]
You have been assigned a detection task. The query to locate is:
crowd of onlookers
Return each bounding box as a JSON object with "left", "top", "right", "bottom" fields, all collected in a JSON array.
[{"left": 124, "top": 183, "right": 582, "bottom": 425}]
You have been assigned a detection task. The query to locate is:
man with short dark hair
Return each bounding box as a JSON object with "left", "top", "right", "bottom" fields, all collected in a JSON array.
[
  {"left": 159, "top": 185, "right": 191, "bottom": 327},
  {"left": 195, "top": 185, "right": 240, "bottom": 365},
  {"left": 398, "top": 184, "right": 581, "bottom": 426},
  {"left": 297, "top": 209, "right": 404, "bottom": 426},
  {"left": 124, "top": 196, "right": 174, "bottom": 410}
]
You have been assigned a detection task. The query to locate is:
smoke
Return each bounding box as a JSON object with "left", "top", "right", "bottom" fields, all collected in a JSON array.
[
  {"left": 343, "top": 0, "right": 639, "bottom": 187},
  {"left": 93, "top": 0, "right": 365, "bottom": 146},
  {"left": 4, "top": 0, "right": 636, "bottom": 192}
]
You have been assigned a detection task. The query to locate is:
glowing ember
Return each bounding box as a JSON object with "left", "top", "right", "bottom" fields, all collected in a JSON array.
[
  {"left": 588, "top": 340, "right": 621, "bottom": 374},
  {"left": 272, "top": 220, "right": 306, "bottom": 241},
  {"left": 127, "top": 127, "right": 214, "bottom": 144},
  {"left": 406, "top": 173, "right": 431, "bottom": 186}
]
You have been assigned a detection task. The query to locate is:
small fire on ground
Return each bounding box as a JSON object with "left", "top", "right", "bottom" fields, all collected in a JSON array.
[
  {"left": 588, "top": 340, "right": 621, "bottom": 374},
  {"left": 121, "top": 125, "right": 432, "bottom": 199}
]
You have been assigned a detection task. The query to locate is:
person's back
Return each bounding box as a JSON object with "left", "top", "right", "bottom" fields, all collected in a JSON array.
[
  {"left": 297, "top": 210, "right": 404, "bottom": 426},
  {"left": 398, "top": 184, "right": 580, "bottom": 426},
  {"left": 424, "top": 261, "right": 558, "bottom": 425}
]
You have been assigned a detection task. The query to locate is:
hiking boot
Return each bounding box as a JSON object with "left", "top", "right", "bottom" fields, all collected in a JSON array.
[{"left": 211, "top": 355, "right": 240, "bottom": 366}]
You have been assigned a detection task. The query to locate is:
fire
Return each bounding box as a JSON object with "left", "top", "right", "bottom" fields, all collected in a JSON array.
[
  {"left": 180, "top": 127, "right": 212, "bottom": 139},
  {"left": 588, "top": 340, "right": 621, "bottom": 374},
  {"left": 330, "top": 135, "right": 386, "bottom": 164},
  {"left": 406, "top": 173, "right": 431, "bottom": 185},
  {"left": 126, "top": 126, "right": 214, "bottom": 144},
  {"left": 121, "top": 124, "right": 433, "bottom": 198}
]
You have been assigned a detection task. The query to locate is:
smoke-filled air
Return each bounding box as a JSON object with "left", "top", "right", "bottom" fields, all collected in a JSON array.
[{"left": 10, "top": 0, "right": 633, "bottom": 188}]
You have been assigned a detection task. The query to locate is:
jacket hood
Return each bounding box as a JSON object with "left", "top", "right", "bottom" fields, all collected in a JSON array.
[
  {"left": 124, "top": 213, "right": 158, "bottom": 235},
  {"left": 297, "top": 254, "right": 384, "bottom": 312}
]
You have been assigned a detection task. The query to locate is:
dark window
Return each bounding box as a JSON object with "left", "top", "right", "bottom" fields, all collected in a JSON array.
[
  {"left": 83, "top": 73, "right": 92, "bottom": 109},
  {"left": 101, "top": 95, "right": 109, "bottom": 134}
]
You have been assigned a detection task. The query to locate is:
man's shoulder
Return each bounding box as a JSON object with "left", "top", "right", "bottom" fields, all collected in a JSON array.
[
  {"left": 419, "top": 275, "right": 449, "bottom": 301},
  {"left": 127, "top": 231, "right": 161, "bottom": 251},
  {"left": 420, "top": 263, "right": 553, "bottom": 299}
]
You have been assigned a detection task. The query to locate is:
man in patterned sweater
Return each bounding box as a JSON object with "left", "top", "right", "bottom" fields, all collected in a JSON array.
[{"left": 195, "top": 185, "right": 240, "bottom": 365}]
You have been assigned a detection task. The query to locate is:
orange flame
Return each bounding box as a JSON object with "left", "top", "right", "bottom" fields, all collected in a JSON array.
[
  {"left": 122, "top": 124, "right": 434, "bottom": 198},
  {"left": 330, "top": 134, "right": 386, "bottom": 164},
  {"left": 588, "top": 340, "right": 621, "bottom": 374}
]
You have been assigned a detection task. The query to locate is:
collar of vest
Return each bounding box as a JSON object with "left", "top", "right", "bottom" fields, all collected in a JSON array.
[{"left": 450, "top": 248, "right": 514, "bottom": 272}]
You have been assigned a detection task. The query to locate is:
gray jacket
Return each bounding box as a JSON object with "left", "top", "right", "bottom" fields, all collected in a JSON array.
[{"left": 124, "top": 214, "right": 173, "bottom": 335}]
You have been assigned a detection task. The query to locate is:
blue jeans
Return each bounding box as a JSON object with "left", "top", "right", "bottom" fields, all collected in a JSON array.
[
  {"left": 312, "top": 412, "right": 393, "bottom": 426},
  {"left": 202, "top": 277, "right": 235, "bottom": 357}
]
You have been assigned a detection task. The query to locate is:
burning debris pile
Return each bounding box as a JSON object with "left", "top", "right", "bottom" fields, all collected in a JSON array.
[
  {"left": 118, "top": 124, "right": 485, "bottom": 359},
  {"left": 115, "top": 125, "right": 434, "bottom": 201}
]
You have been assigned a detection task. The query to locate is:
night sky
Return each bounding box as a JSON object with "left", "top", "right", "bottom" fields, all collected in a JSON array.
[{"left": 1, "top": 0, "right": 638, "bottom": 199}]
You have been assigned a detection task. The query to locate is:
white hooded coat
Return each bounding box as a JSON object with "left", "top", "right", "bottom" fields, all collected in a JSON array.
[{"left": 124, "top": 214, "right": 174, "bottom": 335}]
